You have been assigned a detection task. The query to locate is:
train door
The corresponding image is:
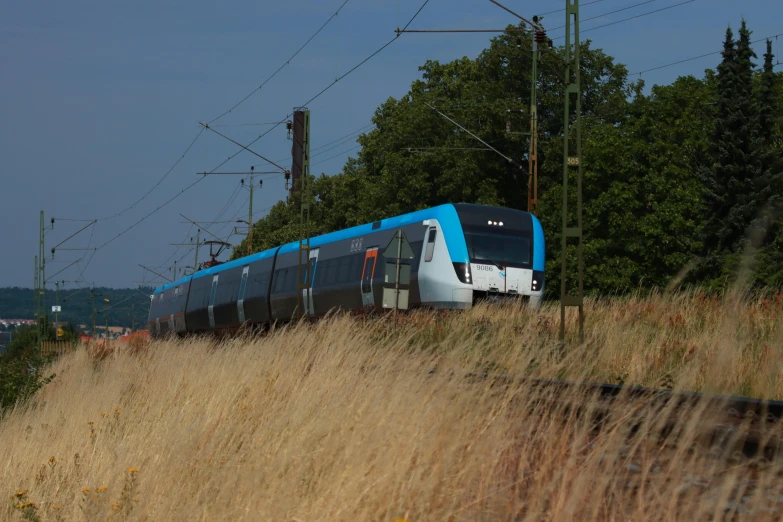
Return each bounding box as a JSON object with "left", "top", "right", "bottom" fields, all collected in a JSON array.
[
  {"left": 361, "top": 247, "right": 378, "bottom": 308},
  {"left": 301, "top": 248, "right": 319, "bottom": 316},
  {"left": 417, "top": 223, "right": 439, "bottom": 301},
  {"left": 237, "top": 266, "right": 250, "bottom": 323},
  {"left": 208, "top": 274, "right": 219, "bottom": 329},
  {"left": 169, "top": 288, "right": 177, "bottom": 332}
]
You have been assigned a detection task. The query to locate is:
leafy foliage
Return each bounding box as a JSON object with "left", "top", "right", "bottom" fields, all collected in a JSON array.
[
  {"left": 234, "top": 21, "right": 782, "bottom": 295},
  {"left": 0, "top": 287, "right": 154, "bottom": 330},
  {"left": 0, "top": 324, "right": 57, "bottom": 414}
]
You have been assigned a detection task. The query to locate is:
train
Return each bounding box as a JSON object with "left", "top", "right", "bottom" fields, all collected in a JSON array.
[{"left": 146, "top": 203, "right": 545, "bottom": 337}]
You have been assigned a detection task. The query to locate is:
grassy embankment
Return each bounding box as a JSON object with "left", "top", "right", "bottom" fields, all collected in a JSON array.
[{"left": 2, "top": 291, "right": 783, "bottom": 521}]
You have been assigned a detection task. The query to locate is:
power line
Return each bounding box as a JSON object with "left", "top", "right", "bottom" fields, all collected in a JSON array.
[
  {"left": 209, "top": 121, "right": 287, "bottom": 127},
  {"left": 312, "top": 144, "right": 362, "bottom": 167},
  {"left": 311, "top": 127, "right": 371, "bottom": 158},
  {"left": 207, "top": 0, "right": 352, "bottom": 124},
  {"left": 196, "top": 0, "right": 431, "bottom": 192},
  {"left": 87, "top": 0, "right": 432, "bottom": 265},
  {"left": 300, "top": 0, "right": 432, "bottom": 110},
  {"left": 100, "top": 127, "right": 205, "bottom": 221},
  {"left": 536, "top": 0, "right": 608, "bottom": 17},
  {"left": 75, "top": 220, "right": 96, "bottom": 282},
  {"left": 311, "top": 123, "right": 375, "bottom": 153},
  {"left": 548, "top": 0, "right": 658, "bottom": 32},
  {"left": 550, "top": 0, "right": 697, "bottom": 41},
  {"left": 630, "top": 31, "right": 783, "bottom": 76}
]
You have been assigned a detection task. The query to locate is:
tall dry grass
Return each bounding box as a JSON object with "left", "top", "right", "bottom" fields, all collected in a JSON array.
[{"left": 2, "top": 292, "right": 783, "bottom": 521}]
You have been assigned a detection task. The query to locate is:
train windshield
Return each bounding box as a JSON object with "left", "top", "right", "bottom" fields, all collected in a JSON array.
[{"left": 463, "top": 226, "right": 532, "bottom": 269}]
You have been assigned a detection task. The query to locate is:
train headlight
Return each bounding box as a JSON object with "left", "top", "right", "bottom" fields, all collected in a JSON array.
[
  {"left": 452, "top": 262, "right": 472, "bottom": 284},
  {"left": 531, "top": 271, "right": 544, "bottom": 292},
  {"left": 499, "top": 221, "right": 504, "bottom": 226}
]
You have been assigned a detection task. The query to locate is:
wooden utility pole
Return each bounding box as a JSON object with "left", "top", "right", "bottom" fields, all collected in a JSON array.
[{"left": 291, "top": 108, "right": 311, "bottom": 319}]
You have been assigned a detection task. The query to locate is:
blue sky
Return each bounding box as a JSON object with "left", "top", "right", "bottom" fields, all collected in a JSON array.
[{"left": 1, "top": 0, "right": 780, "bottom": 290}]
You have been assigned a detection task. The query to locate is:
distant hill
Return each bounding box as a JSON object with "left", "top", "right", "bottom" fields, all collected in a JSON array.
[{"left": 0, "top": 287, "right": 154, "bottom": 331}]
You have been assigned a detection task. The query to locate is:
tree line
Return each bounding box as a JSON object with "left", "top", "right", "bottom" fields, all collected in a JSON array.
[
  {"left": 0, "top": 286, "right": 154, "bottom": 330},
  {"left": 232, "top": 19, "right": 782, "bottom": 296}
]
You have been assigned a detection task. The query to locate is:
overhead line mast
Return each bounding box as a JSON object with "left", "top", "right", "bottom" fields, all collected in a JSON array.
[{"left": 560, "top": 0, "right": 584, "bottom": 343}]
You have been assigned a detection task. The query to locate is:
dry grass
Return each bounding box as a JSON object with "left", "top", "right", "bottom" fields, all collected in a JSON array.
[{"left": 2, "top": 291, "right": 783, "bottom": 521}]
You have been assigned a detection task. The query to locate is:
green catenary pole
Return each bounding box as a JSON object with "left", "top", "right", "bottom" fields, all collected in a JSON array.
[
  {"left": 55, "top": 281, "right": 59, "bottom": 336},
  {"left": 40, "top": 210, "right": 46, "bottom": 340},
  {"left": 91, "top": 288, "right": 97, "bottom": 337},
  {"left": 34, "top": 255, "right": 39, "bottom": 346},
  {"left": 560, "top": 0, "right": 584, "bottom": 343}
]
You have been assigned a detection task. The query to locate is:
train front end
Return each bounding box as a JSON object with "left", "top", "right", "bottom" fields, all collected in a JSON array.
[
  {"left": 417, "top": 204, "right": 545, "bottom": 310},
  {"left": 454, "top": 203, "right": 545, "bottom": 309}
]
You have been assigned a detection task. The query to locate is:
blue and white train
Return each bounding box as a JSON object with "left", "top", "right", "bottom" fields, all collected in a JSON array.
[{"left": 146, "top": 203, "right": 545, "bottom": 337}]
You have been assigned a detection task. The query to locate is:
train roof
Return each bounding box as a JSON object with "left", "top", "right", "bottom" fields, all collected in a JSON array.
[{"left": 152, "top": 203, "right": 537, "bottom": 294}]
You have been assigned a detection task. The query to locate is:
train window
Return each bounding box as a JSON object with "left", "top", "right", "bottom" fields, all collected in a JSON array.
[
  {"left": 274, "top": 269, "right": 286, "bottom": 293},
  {"left": 307, "top": 258, "right": 317, "bottom": 286},
  {"left": 425, "top": 228, "right": 437, "bottom": 262},
  {"left": 326, "top": 259, "right": 338, "bottom": 286},
  {"left": 372, "top": 221, "right": 381, "bottom": 230},
  {"left": 334, "top": 258, "right": 345, "bottom": 283},
  {"left": 248, "top": 272, "right": 269, "bottom": 298}
]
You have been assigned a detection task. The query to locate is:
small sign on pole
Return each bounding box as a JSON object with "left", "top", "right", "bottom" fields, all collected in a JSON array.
[
  {"left": 56, "top": 328, "right": 64, "bottom": 338},
  {"left": 51, "top": 305, "right": 61, "bottom": 312},
  {"left": 382, "top": 229, "right": 415, "bottom": 311}
]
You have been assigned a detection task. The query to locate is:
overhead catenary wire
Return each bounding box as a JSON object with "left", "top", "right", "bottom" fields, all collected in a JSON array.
[
  {"left": 547, "top": 0, "right": 659, "bottom": 32},
  {"left": 100, "top": 127, "right": 205, "bottom": 221},
  {"left": 549, "top": 0, "right": 697, "bottom": 41},
  {"left": 630, "top": 31, "right": 783, "bottom": 76},
  {"left": 311, "top": 129, "right": 371, "bottom": 159},
  {"left": 536, "top": 0, "right": 608, "bottom": 17},
  {"left": 311, "top": 144, "right": 363, "bottom": 167},
  {"left": 207, "top": 0, "right": 352, "bottom": 125},
  {"left": 92, "top": 0, "right": 432, "bottom": 270},
  {"left": 311, "top": 123, "right": 375, "bottom": 153}
]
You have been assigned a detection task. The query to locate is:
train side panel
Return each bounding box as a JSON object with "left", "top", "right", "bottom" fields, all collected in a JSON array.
[{"left": 241, "top": 255, "right": 276, "bottom": 325}]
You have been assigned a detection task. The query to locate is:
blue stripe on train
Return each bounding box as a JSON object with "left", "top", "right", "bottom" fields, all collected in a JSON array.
[
  {"left": 154, "top": 203, "right": 542, "bottom": 293},
  {"left": 531, "top": 214, "right": 545, "bottom": 272}
]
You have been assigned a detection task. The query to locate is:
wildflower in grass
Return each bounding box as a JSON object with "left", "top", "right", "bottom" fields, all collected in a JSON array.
[
  {"left": 54, "top": 505, "right": 62, "bottom": 509},
  {"left": 48, "top": 456, "right": 55, "bottom": 464},
  {"left": 96, "top": 486, "right": 108, "bottom": 493},
  {"left": 14, "top": 501, "right": 35, "bottom": 509},
  {"left": 82, "top": 488, "right": 90, "bottom": 494},
  {"left": 127, "top": 467, "right": 139, "bottom": 474},
  {"left": 14, "top": 491, "right": 27, "bottom": 498}
]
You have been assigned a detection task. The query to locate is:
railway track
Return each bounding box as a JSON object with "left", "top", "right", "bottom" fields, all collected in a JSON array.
[{"left": 456, "top": 371, "right": 783, "bottom": 459}]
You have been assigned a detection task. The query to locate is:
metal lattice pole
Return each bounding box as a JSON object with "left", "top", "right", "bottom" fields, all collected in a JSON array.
[
  {"left": 559, "top": 0, "right": 584, "bottom": 343},
  {"left": 40, "top": 210, "right": 46, "bottom": 342}
]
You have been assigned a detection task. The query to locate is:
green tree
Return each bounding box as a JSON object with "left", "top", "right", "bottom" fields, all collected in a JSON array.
[
  {"left": 234, "top": 21, "right": 782, "bottom": 295},
  {"left": 0, "top": 324, "right": 56, "bottom": 414},
  {"left": 753, "top": 39, "right": 783, "bottom": 286}
]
